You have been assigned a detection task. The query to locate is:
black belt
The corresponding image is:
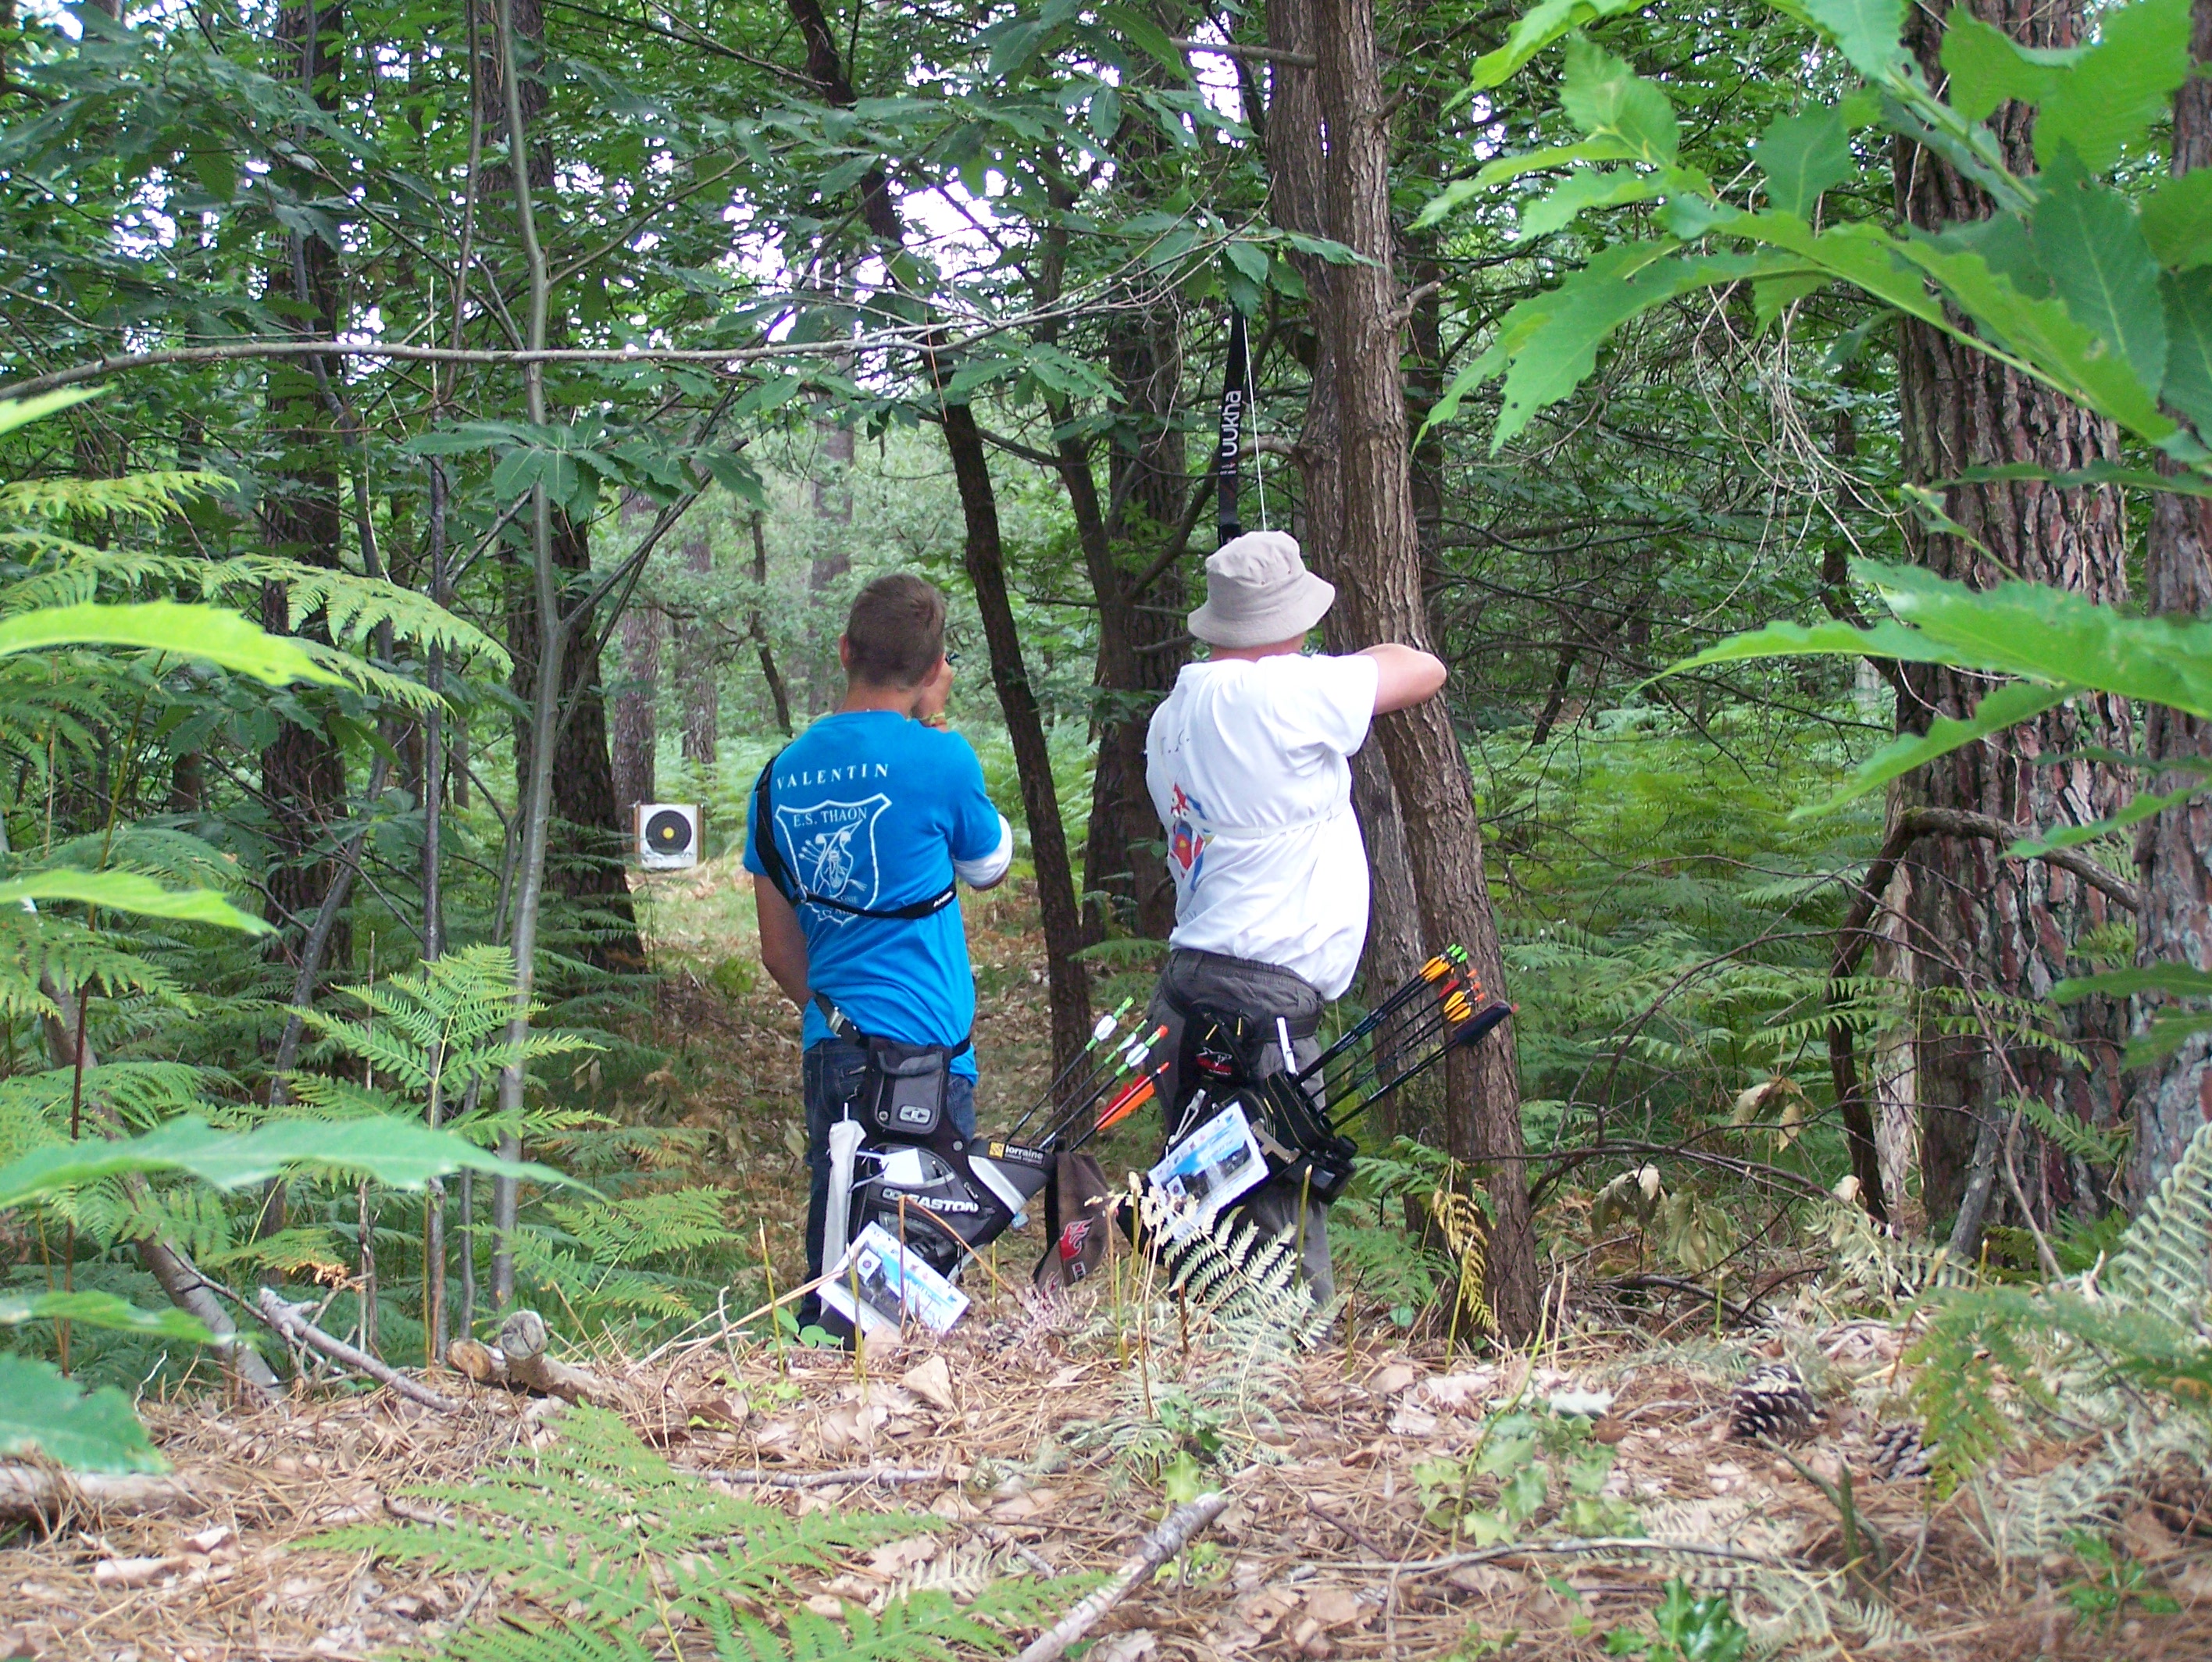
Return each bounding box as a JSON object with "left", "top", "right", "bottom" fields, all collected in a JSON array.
[{"left": 814, "top": 993, "right": 972, "bottom": 1058}]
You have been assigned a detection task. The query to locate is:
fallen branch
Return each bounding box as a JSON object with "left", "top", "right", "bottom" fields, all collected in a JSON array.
[
  {"left": 446, "top": 1309, "right": 608, "bottom": 1403},
  {"left": 677, "top": 1464, "right": 947, "bottom": 1491},
  {"left": 1012, "top": 1489, "right": 1229, "bottom": 1662},
  {"left": 1339, "top": 1534, "right": 1794, "bottom": 1578},
  {"left": 0, "top": 1464, "right": 202, "bottom": 1521},
  {"left": 254, "top": 1286, "right": 459, "bottom": 1414}
]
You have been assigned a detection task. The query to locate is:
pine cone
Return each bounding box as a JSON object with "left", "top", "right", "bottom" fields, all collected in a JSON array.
[
  {"left": 1729, "top": 1362, "right": 1814, "bottom": 1443},
  {"left": 1868, "top": 1420, "right": 1931, "bottom": 1482}
]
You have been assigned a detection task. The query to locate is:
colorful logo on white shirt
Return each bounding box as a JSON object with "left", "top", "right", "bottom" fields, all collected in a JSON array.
[
  {"left": 1167, "top": 782, "right": 1211, "bottom": 890},
  {"left": 775, "top": 793, "right": 893, "bottom": 926}
]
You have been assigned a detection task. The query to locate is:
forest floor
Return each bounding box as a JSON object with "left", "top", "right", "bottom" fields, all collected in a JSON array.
[{"left": 4, "top": 857, "right": 2209, "bottom": 1662}]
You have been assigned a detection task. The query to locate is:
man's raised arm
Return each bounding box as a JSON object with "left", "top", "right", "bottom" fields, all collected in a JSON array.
[{"left": 1360, "top": 643, "right": 1448, "bottom": 714}]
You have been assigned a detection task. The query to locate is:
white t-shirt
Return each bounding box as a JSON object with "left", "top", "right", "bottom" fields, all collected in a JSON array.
[{"left": 1144, "top": 653, "right": 1381, "bottom": 999}]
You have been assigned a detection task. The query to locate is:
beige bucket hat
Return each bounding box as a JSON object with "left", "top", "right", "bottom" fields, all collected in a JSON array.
[{"left": 1187, "top": 530, "right": 1336, "bottom": 647}]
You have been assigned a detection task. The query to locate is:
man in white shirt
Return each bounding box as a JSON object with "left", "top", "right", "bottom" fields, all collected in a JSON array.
[{"left": 1145, "top": 530, "right": 1447, "bottom": 1301}]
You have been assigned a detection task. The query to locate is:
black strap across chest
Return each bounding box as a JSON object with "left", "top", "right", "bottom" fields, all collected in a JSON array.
[{"left": 751, "top": 752, "right": 957, "bottom": 922}]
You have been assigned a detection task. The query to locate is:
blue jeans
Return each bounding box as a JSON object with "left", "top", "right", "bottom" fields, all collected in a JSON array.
[{"left": 800, "top": 1039, "right": 976, "bottom": 1330}]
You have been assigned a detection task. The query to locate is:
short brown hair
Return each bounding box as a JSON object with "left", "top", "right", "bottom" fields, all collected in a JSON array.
[{"left": 844, "top": 573, "right": 947, "bottom": 687}]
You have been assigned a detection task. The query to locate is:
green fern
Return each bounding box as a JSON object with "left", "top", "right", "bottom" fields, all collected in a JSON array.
[
  {"left": 322, "top": 1405, "right": 1071, "bottom": 1662},
  {"left": 1908, "top": 1115, "right": 2212, "bottom": 1507}
]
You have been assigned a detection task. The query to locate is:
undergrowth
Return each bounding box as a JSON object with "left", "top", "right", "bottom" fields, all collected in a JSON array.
[{"left": 323, "top": 1403, "right": 1076, "bottom": 1662}]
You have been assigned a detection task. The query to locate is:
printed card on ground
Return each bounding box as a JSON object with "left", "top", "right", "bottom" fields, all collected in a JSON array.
[{"left": 821, "top": 1220, "right": 972, "bottom": 1335}]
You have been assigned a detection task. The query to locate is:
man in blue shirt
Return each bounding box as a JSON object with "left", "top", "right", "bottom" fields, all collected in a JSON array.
[{"left": 745, "top": 573, "right": 1012, "bottom": 1336}]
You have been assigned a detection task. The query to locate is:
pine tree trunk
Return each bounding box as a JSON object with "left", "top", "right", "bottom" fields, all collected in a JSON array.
[
  {"left": 1309, "top": 0, "right": 1539, "bottom": 1339},
  {"left": 1083, "top": 305, "right": 1188, "bottom": 943},
  {"left": 1893, "top": 0, "right": 2135, "bottom": 1246},
  {"left": 260, "top": 0, "right": 350, "bottom": 972},
  {"left": 509, "top": 512, "right": 647, "bottom": 971},
  {"left": 1266, "top": 0, "right": 1426, "bottom": 1071},
  {"left": 2128, "top": 0, "right": 2212, "bottom": 1203}
]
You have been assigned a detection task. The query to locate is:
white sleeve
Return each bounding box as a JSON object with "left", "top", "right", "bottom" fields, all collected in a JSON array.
[
  {"left": 1274, "top": 654, "right": 1379, "bottom": 755},
  {"left": 954, "top": 813, "right": 1015, "bottom": 887}
]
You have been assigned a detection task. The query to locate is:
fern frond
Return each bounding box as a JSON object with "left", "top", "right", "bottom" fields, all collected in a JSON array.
[
  {"left": 0, "top": 470, "right": 231, "bottom": 524},
  {"left": 2106, "top": 1115, "right": 2212, "bottom": 1332},
  {"left": 214, "top": 556, "right": 511, "bottom": 672}
]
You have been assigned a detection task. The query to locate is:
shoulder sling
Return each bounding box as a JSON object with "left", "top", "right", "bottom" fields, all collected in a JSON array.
[{"left": 751, "top": 753, "right": 956, "bottom": 921}]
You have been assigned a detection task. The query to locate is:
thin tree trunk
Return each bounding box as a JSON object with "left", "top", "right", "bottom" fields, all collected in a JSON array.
[
  {"left": 491, "top": 0, "right": 558, "bottom": 1309},
  {"left": 942, "top": 398, "right": 1094, "bottom": 1065},
  {"left": 781, "top": 0, "right": 1093, "bottom": 1065},
  {"left": 423, "top": 457, "right": 448, "bottom": 1358},
  {"left": 2129, "top": 0, "right": 2212, "bottom": 1204},
  {"left": 1894, "top": 0, "right": 2135, "bottom": 1243},
  {"left": 750, "top": 511, "right": 794, "bottom": 735},
  {"left": 1308, "top": 0, "right": 1539, "bottom": 1338},
  {"left": 260, "top": 0, "right": 350, "bottom": 973},
  {"left": 612, "top": 523, "right": 662, "bottom": 816}
]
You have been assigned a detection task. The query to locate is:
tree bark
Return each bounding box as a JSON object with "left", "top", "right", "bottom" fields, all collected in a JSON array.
[
  {"left": 942, "top": 398, "right": 1095, "bottom": 1066},
  {"left": 750, "top": 510, "right": 794, "bottom": 734},
  {"left": 612, "top": 598, "right": 662, "bottom": 814},
  {"left": 1308, "top": 0, "right": 1539, "bottom": 1337},
  {"left": 260, "top": 0, "right": 350, "bottom": 972},
  {"left": 2128, "top": 0, "right": 2212, "bottom": 1204},
  {"left": 676, "top": 524, "right": 719, "bottom": 769},
  {"left": 1893, "top": 0, "right": 2135, "bottom": 1242},
  {"left": 508, "top": 512, "right": 648, "bottom": 970}
]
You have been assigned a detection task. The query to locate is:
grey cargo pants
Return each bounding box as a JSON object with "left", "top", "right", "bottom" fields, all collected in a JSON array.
[{"left": 1147, "top": 948, "right": 1335, "bottom": 1304}]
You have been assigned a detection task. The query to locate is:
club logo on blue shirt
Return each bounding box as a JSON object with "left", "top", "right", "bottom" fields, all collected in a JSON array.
[{"left": 776, "top": 793, "right": 893, "bottom": 926}]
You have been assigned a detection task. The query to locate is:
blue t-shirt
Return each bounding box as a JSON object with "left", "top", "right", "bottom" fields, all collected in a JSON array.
[{"left": 743, "top": 712, "right": 1002, "bottom": 1079}]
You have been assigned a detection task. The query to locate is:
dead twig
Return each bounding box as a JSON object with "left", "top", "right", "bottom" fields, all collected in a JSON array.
[
  {"left": 1340, "top": 1534, "right": 1795, "bottom": 1578},
  {"left": 676, "top": 1464, "right": 947, "bottom": 1490},
  {"left": 0, "top": 1464, "right": 202, "bottom": 1521},
  {"left": 254, "top": 1286, "right": 460, "bottom": 1414},
  {"left": 1011, "top": 1489, "right": 1229, "bottom": 1662}
]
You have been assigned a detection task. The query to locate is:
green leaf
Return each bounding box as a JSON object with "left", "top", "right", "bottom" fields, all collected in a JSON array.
[
  {"left": 1753, "top": 106, "right": 1853, "bottom": 217},
  {"left": 0, "top": 389, "right": 103, "bottom": 437},
  {"left": 1894, "top": 239, "right": 2175, "bottom": 442},
  {"left": 2032, "top": 160, "right": 2167, "bottom": 393},
  {"left": 0, "top": 1289, "right": 214, "bottom": 1342},
  {"left": 1487, "top": 247, "right": 1803, "bottom": 448},
  {"left": 2142, "top": 170, "right": 2212, "bottom": 272},
  {"left": 0, "top": 601, "right": 345, "bottom": 687},
  {"left": 2007, "top": 779, "right": 2203, "bottom": 857},
  {"left": 0, "top": 1115, "right": 581, "bottom": 1211},
  {"left": 1560, "top": 36, "right": 1678, "bottom": 165},
  {"left": 2051, "top": 963, "right": 2212, "bottom": 1004},
  {"left": 2161, "top": 269, "right": 2212, "bottom": 437},
  {"left": 1096, "top": 5, "right": 1189, "bottom": 78},
  {"left": 1411, "top": 141, "right": 1642, "bottom": 230},
  {"left": 1468, "top": 0, "right": 1643, "bottom": 90},
  {"left": 1754, "top": 273, "right": 1830, "bottom": 330},
  {"left": 1795, "top": 680, "right": 2077, "bottom": 815},
  {"left": 0, "top": 1353, "right": 162, "bottom": 1473},
  {"left": 0, "top": 868, "right": 269, "bottom": 933},
  {"left": 1864, "top": 558, "right": 2212, "bottom": 715},
  {"left": 1088, "top": 82, "right": 1122, "bottom": 145},
  {"left": 1516, "top": 168, "right": 1667, "bottom": 241},
  {"left": 1940, "top": 14, "right": 2073, "bottom": 123},
  {"left": 1798, "top": 0, "right": 1907, "bottom": 78},
  {"left": 2035, "top": 0, "right": 2193, "bottom": 173}
]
